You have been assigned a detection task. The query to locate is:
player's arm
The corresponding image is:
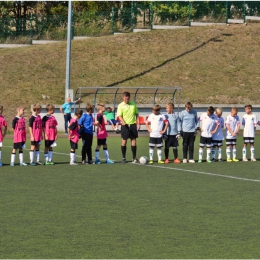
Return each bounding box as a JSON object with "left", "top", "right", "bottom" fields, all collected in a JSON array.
[
  {"left": 160, "top": 120, "right": 168, "bottom": 134},
  {"left": 226, "top": 123, "right": 236, "bottom": 137},
  {"left": 29, "top": 116, "right": 35, "bottom": 141},
  {"left": 42, "top": 117, "right": 48, "bottom": 140},
  {"left": 235, "top": 121, "right": 240, "bottom": 134},
  {"left": 12, "top": 118, "right": 18, "bottom": 133},
  {"left": 211, "top": 123, "right": 219, "bottom": 135},
  {"left": 146, "top": 116, "right": 152, "bottom": 132},
  {"left": 136, "top": 113, "right": 140, "bottom": 130},
  {"left": 73, "top": 98, "right": 81, "bottom": 104},
  {"left": 2, "top": 120, "right": 7, "bottom": 138}
]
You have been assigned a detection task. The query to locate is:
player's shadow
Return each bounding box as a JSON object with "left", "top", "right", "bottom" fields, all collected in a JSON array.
[{"left": 105, "top": 33, "right": 232, "bottom": 87}]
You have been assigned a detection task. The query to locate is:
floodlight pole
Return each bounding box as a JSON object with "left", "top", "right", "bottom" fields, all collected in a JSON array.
[{"left": 65, "top": 0, "right": 72, "bottom": 101}]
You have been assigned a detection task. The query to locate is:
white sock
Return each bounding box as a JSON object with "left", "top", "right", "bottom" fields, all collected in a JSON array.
[
  {"left": 207, "top": 149, "right": 211, "bottom": 160},
  {"left": 74, "top": 153, "right": 76, "bottom": 162},
  {"left": 11, "top": 153, "right": 16, "bottom": 163},
  {"left": 211, "top": 148, "right": 216, "bottom": 160},
  {"left": 251, "top": 147, "right": 255, "bottom": 159},
  {"left": 199, "top": 148, "right": 203, "bottom": 160},
  {"left": 149, "top": 147, "right": 154, "bottom": 161},
  {"left": 242, "top": 147, "right": 246, "bottom": 158},
  {"left": 157, "top": 148, "right": 162, "bottom": 161},
  {"left": 95, "top": 150, "right": 100, "bottom": 161},
  {"left": 48, "top": 151, "right": 53, "bottom": 162},
  {"left": 19, "top": 152, "right": 24, "bottom": 163},
  {"left": 218, "top": 147, "right": 222, "bottom": 159},
  {"left": 35, "top": 150, "right": 40, "bottom": 162},
  {"left": 30, "top": 150, "right": 34, "bottom": 163},
  {"left": 70, "top": 152, "right": 74, "bottom": 163},
  {"left": 44, "top": 153, "right": 49, "bottom": 162},
  {"left": 103, "top": 149, "right": 109, "bottom": 160},
  {"left": 233, "top": 148, "right": 237, "bottom": 159},
  {"left": 226, "top": 148, "right": 231, "bottom": 159}
]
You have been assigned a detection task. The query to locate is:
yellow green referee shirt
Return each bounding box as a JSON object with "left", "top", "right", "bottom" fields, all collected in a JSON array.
[{"left": 117, "top": 101, "right": 139, "bottom": 125}]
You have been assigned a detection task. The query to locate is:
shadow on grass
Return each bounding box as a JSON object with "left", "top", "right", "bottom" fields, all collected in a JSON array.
[{"left": 105, "top": 33, "right": 232, "bottom": 87}]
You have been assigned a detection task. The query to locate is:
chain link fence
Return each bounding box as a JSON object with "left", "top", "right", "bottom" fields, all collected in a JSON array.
[{"left": 1, "top": 1, "right": 260, "bottom": 44}]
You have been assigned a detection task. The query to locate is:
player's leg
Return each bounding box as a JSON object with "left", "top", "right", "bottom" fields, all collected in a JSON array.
[
  {"left": 19, "top": 146, "right": 27, "bottom": 166},
  {"left": 217, "top": 142, "right": 223, "bottom": 162},
  {"left": 182, "top": 132, "right": 189, "bottom": 163},
  {"left": 250, "top": 141, "right": 256, "bottom": 161},
  {"left": 103, "top": 143, "right": 114, "bottom": 164},
  {"left": 164, "top": 135, "right": 170, "bottom": 163},
  {"left": 188, "top": 133, "right": 196, "bottom": 163},
  {"left": 198, "top": 136, "right": 206, "bottom": 163},
  {"left": 242, "top": 137, "right": 248, "bottom": 161},
  {"left": 81, "top": 133, "right": 87, "bottom": 164},
  {"left": 95, "top": 139, "right": 101, "bottom": 164},
  {"left": 64, "top": 114, "right": 69, "bottom": 134},
  {"left": 70, "top": 140, "right": 78, "bottom": 165},
  {"left": 86, "top": 134, "right": 93, "bottom": 164},
  {"left": 48, "top": 147, "right": 54, "bottom": 164},
  {"left": 121, "top": 125, "right": 129, "bottom": 162},
  {"left": 226, "top": 139, "right": 232, "bottom": 162},
  {"left": 172, "top": 135, "right": 180, "bottom": 163},
  {"left": 211, "top": 141, "right": 216, "bottom": 161},
  {"left": 0, "top": 147, "right": 2, "bottom": 166},
  {"left": 206, "top": 138, "right": 212, "bottom": 163},
  {"left": 10, "top": 147, "right": 17, "bottom": 166},
  {"left": 29, "top": 143, "right": 36, "bottom": 166},
  {"left": 129, "top": 124, "right": 139, "bottom": 163},
  {"left": 232, "top": 142, "right": 239, "bottom": 162}
]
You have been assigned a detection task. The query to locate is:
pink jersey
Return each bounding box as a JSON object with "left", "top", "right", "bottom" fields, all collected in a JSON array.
[
  {"left": 29, "top": 115, "right": 43, "bottom": 142},
  {"left": 97, "top": 113, "right": 108, "bottom": 139},
  {"left": 0, "top": 115, "right": 7, "bottom": 142},
  {"left": 68, "top": 118, "right": 79, "bottom": 143},
  {"left": 12, "top": 117, "right": 26, "bottom": 143},
  {"left": 42, "top": 115, "right": 58, "bottom": 141}
]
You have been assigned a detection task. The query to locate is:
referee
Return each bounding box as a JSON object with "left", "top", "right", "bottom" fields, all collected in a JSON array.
[{"left": 117, "top": 92, "right": 140, "bottom": 163}]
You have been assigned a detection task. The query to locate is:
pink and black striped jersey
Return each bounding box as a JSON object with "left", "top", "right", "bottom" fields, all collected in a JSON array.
[
  {"left": 29, "top": 114, "right": 43, "bottom": 142},
  {"left": 0, "top": 115, "right": 7, "bottom": 142},
  {"left": 42, "top": 115, "right": 58, "bottom": 141},
  {"left": 12, "top": 116, "right": 26, "bottom": 143}
]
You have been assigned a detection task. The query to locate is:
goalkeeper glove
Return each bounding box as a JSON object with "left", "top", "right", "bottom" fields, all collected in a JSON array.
[
  {"left": 194, "top": 127, "right": 200, "bottom": 136},
  {"left": 162, "top": 134, "right": 168, "bottom": 141},
  {"left": 176, "top": 132, "right": 182, "bottom": 140}
]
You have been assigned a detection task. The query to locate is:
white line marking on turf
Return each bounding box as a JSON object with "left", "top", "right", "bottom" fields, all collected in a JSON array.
[{"left": 136, "top": 164, "right": 260, "bottom": 183}]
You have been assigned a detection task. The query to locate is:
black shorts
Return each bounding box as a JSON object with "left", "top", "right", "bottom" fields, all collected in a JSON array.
[
  {"left": 31, "top": 141, "right": 42, "bottom": 146},
  {"left": 149, "top": 137, "right": 163, "bottom": 148},
  {"left": 70, "top": 140, "right": 78, "bottom": 150},
  {"left": 121, "top": 124, "right": 138, "bottom": 140},
  {"left": 13, "top": 142, "right": 25, "bottom": 149},
  {"left": 244, "top": 137, "right": 254, "bottom": 144},
  {"left": 165, "top": 135, "right": 179, "bottom": 149},
  {"left": 45, "top": 140, "right": 55, "bottom": 148},
  {"left": 199, "top": 136, "right": 212, "bottom": 148},
  {"left": 226, "top": 138, "right": 237, "bottom": 146},
  {"left": 97, "top": 138, "right": 107, "bottom": 146},
  {"left": 212, "top": 140, "right": 223, "bottom": 147}
]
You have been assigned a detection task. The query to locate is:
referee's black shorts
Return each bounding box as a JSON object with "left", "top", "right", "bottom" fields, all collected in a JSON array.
[{"left": 121, "top": 124, "right": 138, "bottom": 140}]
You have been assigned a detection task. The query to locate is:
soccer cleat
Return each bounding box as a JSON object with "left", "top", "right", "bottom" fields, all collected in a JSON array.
[
  {"left": 88, "top": 161, "right": 94, "bottom": 164},
  {"left": 122, "top": 158, "right": 127, "bottom": 163},
  {"left": 198, "top": 159, "right": 202, "bottom": 163},
  {"left": 211, "top": 158, "right": 216, "bottom": 162},
  {"left": 48, "top": 161, "right": 55, "bottom": 165},
  {"left": 174, "top": 158, "right": 181, "bottom": 164},
  {"left": 10, "top": 162, "right": 15, "bottom": 166},
  {"left": 30, "top": 162, "right": 37, "bottom": 166},
  {"left": 36, "top": 161, "right": 43, "bottom": 165},
  {"left": 233, "top": 158, "right": 239, "bottom": 162},
  {"left": 0, "top": 161, "right": 2, "bottom": 167},
  {"left": 132, "top": 158, "right": 139, "bottom": 164},
  {"left": 70, "top": 162, "right": 78, "bottom": 165},
  {"left": 44, "top": 161, "right": 51, "bottom": 165},
  {"left": 148, "top": 160, "right": 154, "bottom": 164},
  {"left": 227, "top": 158, "right": 233, "bottom": 162},
  {"left": 95, "top": 159, "right": 101, "bottom": 164},
  {"left": 251, "top": 158, "right": 257, "bottom": 162},
  {"left": 189, "top": 159, "right": 195, "bottom": 163},
  {"left": 218, "top": 159, "right": 223, "bottom": 162},
  {"left": 207, "top": 159, "right": 212, "bottom": 163},
  {"left": 82, "top": 160, "right": 87, "bottom": 165},
  {"left": 164, "top": 159, "right": 169, "bottom": 164},
  {"left": 20, "top": 162, "right": 28, "bottom": 166},
  {"left": 183, "top": 159, "right": 187, "bottom": 163},
  {"left": 106, "top": 159, "right": 114, "bottom": 164},
  {"left": 158, "top": 160, "right": 164, "bottom": 164},
  {"left": 243, "top": 157, "right": 248, "bottom": 162}
]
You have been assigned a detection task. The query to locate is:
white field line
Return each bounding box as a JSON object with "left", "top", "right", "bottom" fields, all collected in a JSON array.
[{"left": 134, "top": 164, "right": 260, "bottom": 183}]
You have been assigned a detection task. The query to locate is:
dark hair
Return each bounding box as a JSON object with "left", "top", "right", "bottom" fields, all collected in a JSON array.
[
  {"left": 152, "top": 104, "right": 161, "bottom": 112},
  {"left": 185, "top": 102, "right": 193, "bottom": 109},
  {"left": 46, "top": 104, "right": 55, "bottom": 112},
  {"left": 86, "top": 103, "right": 94, "bottom": 113},
  {"left": 75, "top": 109, "right": 83, "bottom": 117},
  {"left": 244, "top": 104, "right": 252, "bottom": 110},
  {"left": 207, "top": 106, "right": 215, "bottom": 115},
  {"left": 123, "top": 92, "right": 130, "bottom": 97}
]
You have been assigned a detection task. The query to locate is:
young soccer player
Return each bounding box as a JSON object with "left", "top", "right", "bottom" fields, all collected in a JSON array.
[
  {"left": 78, "top": 103, "right": 95, "bottom": 164},
  {"left": 211, "top": 107, "right": 225, "bottom": 162},
  {"left": 68, "top": 109, "right": 83, "bottom": 165},
  {"left": 198, "top": 106, "right": 219, "bottom": 163},
  {"left": 42, "top": 104, "right": 58, "bottom": 165},
  {"left": 29, "top": 104, "right": 43, "bottom": 166},
  {"left": 242, "top": 105, "right": 257, "bottom": 162},
  {"left": 104, "top": 107, "right": 120, "bottom": 132},
  {"left": 94, "top": 103, "right": 114, "bottom": 164},
  {"left": 0, "top": 105, "right": 7, "bottom": 167},
  {"left": 10, "top": 107, "right": 27, "bottom": 166},
  {"left": 146, "top": 104, "right": 168, "bottom": 164},
  {"left": 164, "top": 102, "right": 182, "bottom": 164},
  {"left": 225, "top": 107, "right": 240, "bottom": 162},
  {"left": 179, "top": 102, "right": 198, "bottom": 163}
]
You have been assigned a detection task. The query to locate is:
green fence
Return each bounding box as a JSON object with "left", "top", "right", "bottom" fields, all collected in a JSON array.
[{"left": 1, "top": 1, "right": 260, "bottom": 44}]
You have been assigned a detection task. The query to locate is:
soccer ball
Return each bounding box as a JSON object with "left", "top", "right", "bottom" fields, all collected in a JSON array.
[{"left": 139, "top": 156, "right": 148, "bottom": 165}]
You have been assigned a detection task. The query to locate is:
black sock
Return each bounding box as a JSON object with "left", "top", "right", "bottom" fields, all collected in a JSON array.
[
  {"left": 173, "top": 148, "right": 178, "bottom": 159},
  {"left": 131, "top": 145, "right": 137, "bottom": 159},
  {"left": 121, "top": 146, "right": 126, "bottom": 158},
  {"left": 164, "top": 148, "right": 169, "bottom": 159}
]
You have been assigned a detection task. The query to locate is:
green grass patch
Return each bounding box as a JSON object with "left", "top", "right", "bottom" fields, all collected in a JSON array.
[{"left": 1, "top": 135, "right": 260, "bottom": 258}]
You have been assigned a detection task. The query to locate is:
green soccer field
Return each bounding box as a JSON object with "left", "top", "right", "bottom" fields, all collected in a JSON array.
[{"left": 1, "top": 135, "right": 260, "bottom": 258}]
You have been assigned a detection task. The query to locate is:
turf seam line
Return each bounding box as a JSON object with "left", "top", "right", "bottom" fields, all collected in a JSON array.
[{"left": 135, "top": 164, "right": 260, "bottom": 183}]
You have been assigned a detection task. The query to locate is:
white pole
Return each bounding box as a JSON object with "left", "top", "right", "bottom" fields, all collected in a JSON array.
[{"left": 65, "top": 0, "right": 72, "bottom": 101}]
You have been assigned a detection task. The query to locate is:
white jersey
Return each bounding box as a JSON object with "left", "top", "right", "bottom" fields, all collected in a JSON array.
[
  {"left": 225, "top": 114, "right": 240, "bottom": 139},
  {"left": 242, "top": 113, "right": 257, "bottom": 138},
  {"left": 199, "top": 113, "right": 219, "bottom": 138},
  {"left": 147, "top": 113, "right": 167, "bottom": 138},
  {"left": 212, "top": 116, "right": 224, "bottom": 141}
]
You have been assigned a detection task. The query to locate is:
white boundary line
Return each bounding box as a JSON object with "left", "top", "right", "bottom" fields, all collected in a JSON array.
[{"left": 135, "top": 164, "right": 260, "bottom": 183}]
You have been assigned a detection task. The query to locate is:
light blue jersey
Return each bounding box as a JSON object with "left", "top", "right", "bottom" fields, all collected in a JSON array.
[
  {"left": 180, "top": 109, "right": 198, "bottom": 132},
  {"left": 165, "top": 112, "right": 181, "bottom": 135}
]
